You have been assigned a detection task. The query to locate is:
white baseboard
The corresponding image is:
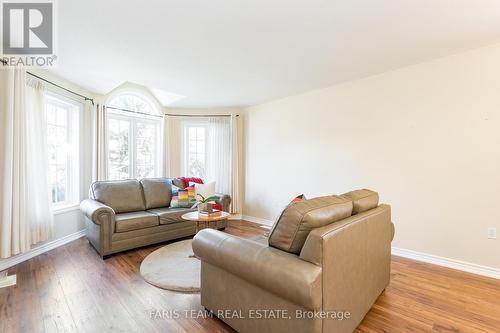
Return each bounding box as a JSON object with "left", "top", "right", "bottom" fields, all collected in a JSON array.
[
  {"left": 0, "top": 230, "right": 85, "bottom": 272},
  {"left": 0, "top": 274, "right": 16, "bottom": 289},
  {"left": 228, "top": 213, "right": 243, "bottom": 220},
  {"left": 392, "top": 247, "right": 500, "bottom": 280},
  {"left": 242, "top": 215, "right": 274, "bottom": 226}
]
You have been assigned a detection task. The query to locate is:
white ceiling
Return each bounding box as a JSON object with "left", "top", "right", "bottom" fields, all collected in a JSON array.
[{"left": 52, "top": 0, "right": 500, "bottom": 108}]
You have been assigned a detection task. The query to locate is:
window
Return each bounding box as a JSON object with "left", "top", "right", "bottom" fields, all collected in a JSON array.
[
  {"left": 45, "top": 94, "right": 81, "bottom": 210},
  {"left": 106, "top": 93, "right": 161, "bottom": 180},
  {"left": 182, "top": 123, "right": 207, "bottom": 178},
  {"left": 107, "top": 116, "right": 130, "bottom": 180},
  {"left": 108, "top": 93, "right": 155, "bottom": 115}
]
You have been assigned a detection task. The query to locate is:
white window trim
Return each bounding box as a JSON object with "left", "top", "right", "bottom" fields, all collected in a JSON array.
[
  {"left": 45, "top": 91, "right": 82, "bottom": 213},
  {"left": 105, "top": 112, "right": 162, "bottom": 180},
  {"left": 181, "top": 120, "right": 209, "bottom": 178},
  {"left": 106, "top": 89, "right": 162, "bottom": 116}
]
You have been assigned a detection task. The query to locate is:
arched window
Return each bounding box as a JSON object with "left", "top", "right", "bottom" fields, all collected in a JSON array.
[
  {"left": 105, "top": 92, "right": 162, "bottom": 180},
  {"left": 108, "top": 93, "right": 156, "bottom": 115}
]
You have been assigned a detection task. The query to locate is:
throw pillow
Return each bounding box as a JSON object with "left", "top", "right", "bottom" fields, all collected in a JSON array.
[
  {"left": 191, "top": 181, "right": 216, "bottom": 202},
  {"left": 186, "top": 185, "right": 196, "bottom": 206},
  {"left": 170, "top": 185, "right": 192, "bottom": 208},
  {"left": 178, "top": 176, "right": 204, "bottom": 189},
  {"left": 267, "top": 194, "right": 307, "bottom": 240},
  {"left": 290, "top": 194, "right": 306, "bottom": 204},
  {"left": 172, "top": 178, "right": 185, "bottom": 189}
]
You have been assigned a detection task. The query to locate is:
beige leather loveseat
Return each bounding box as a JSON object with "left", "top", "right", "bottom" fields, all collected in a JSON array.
[
  {"left": 193, "top": 189, "right": 394, "bottom": 333},
  {"left": 80, "top": 178, "right": 230, "bottom": 257}
]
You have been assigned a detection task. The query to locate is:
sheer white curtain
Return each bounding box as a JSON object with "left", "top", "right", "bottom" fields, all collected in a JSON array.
[
  {"left": 163, "top": 115, "right": 170, "bottom": 177},
  {"left": 230, "top": 115, "right": 242, "bottom": 214},
  {"left": 206, "top": 115, "right": 242, "bottom": 214},
  {"left": 91, "top": 103, "right": 106, "bottom": 181},
  {"left": 0, "top": 67, "right": 54, "bottom": 258},
  {"left": 206, "top": 117, "right": 231, "bottom": 195},
  {"left": 163, "top": 115, "right": 183, "bottom": 178}
]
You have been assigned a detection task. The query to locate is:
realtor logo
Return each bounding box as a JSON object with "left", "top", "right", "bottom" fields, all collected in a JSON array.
[{"left": 2, "top": 1, "right": 53, "bottom": 55}]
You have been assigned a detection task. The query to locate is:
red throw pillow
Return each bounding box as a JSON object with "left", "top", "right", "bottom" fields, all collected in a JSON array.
[
  {"left": 290, "top": 194, "right": 306, "bottom": 204},
  {"left": 178, "top": 177, "right": 204, "bottom": 189}
]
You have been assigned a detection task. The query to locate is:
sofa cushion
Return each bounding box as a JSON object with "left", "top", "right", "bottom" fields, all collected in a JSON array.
[
  {"left": 115, "top": 211, "right": 159, "bottom": 233},
  {"left": 341, "top": 189, "right": 379, "bottom": 214},
  {"left": 140, "top": 178, "right": 173, "bottom": 210},
  {"left": 148, "top": 207, "right": 196, "bottom": 225},
  {"left": 269, "top": 195, "right": 353, "bottom": 254},
  {"left": 91, "top": 180, "right": 146, "bottom": 213}
]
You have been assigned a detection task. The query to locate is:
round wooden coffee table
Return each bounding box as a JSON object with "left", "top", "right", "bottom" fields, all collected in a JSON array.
[{"left": 182, "top": 211, "right": 231, "bottom": 233}]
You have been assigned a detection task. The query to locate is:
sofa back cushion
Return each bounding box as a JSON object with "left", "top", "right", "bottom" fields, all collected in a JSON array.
[
  {"left": 140, "top": 178, "right": 173, "bottom": 209},
  {"left": 91, "top": 180, "right": 146, "bottom": 213},
  {"left": 341, "top": 189, "right": 379, "bottom": 214},
  {"left": 269, "top": 195, "right": 353, "bottom": 254}
]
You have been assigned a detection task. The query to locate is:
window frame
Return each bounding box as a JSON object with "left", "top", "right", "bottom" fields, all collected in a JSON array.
[
  {"left": 105, "top": 112, "right": 161, "bottom": 180},
  {"left": 44, "top": 91, "right": 82, "bottom": 212},
  {"left": 181, "top": 120, "right": 209, "bottom": 179},
  {"left": 107, "top": 92, "right": 156, "bottom": 115}
]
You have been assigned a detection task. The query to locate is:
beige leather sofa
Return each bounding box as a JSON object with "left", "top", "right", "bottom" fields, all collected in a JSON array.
[
  {"left": 80, "top": 178, "right": 231, "bottom": 258},
  {"left": 193, "top": 189, "right": 394, "bottom": 333}
]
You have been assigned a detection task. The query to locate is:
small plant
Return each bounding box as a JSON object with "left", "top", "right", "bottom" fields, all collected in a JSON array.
[
  {"left": 196, "top": 193, "right": 219, "bottom": 203},
  {"left": 192, "top": 193, "right": 220, "bottom": 210}
]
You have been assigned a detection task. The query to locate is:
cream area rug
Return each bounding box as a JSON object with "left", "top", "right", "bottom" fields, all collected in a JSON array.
[{"left": 140, "top": 239, "right": 200, "bottom": 293}]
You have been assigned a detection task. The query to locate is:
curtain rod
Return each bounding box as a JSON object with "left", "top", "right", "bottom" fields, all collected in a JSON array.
[
  {"left": 0, "top": 60, "right": 95, "bottom": 105},
  {"left": 106, "top": 106, "right": 164, "bottom": 118},
  {"left": 165, "top": 113, "right": 239, "bottom": 117},
  {"left": 27, "top": 71, "right": 95, "bottom": 105},
  {"left": 105, "top": 107, "right": 239, "bottom": 119}
]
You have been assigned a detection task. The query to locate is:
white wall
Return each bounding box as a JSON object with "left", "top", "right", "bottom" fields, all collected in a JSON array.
[{"left": 243, "top": 43, "right": 500, "bottom": 269}]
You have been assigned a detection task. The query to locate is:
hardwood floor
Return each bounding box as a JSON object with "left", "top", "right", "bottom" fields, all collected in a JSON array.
[{"left": 1, "top": 220, "right": 499, "bottom": 333}]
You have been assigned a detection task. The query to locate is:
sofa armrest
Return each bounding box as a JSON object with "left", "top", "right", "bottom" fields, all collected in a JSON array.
[
  {"left": 214, "top": 193, "right": 231, "bottom": 212},
  {"left": 192, "top": 229, "right": 322, "bottom": 310},
  {"left": 80, "top": 199, "right": 115, "bottom": 225}
]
